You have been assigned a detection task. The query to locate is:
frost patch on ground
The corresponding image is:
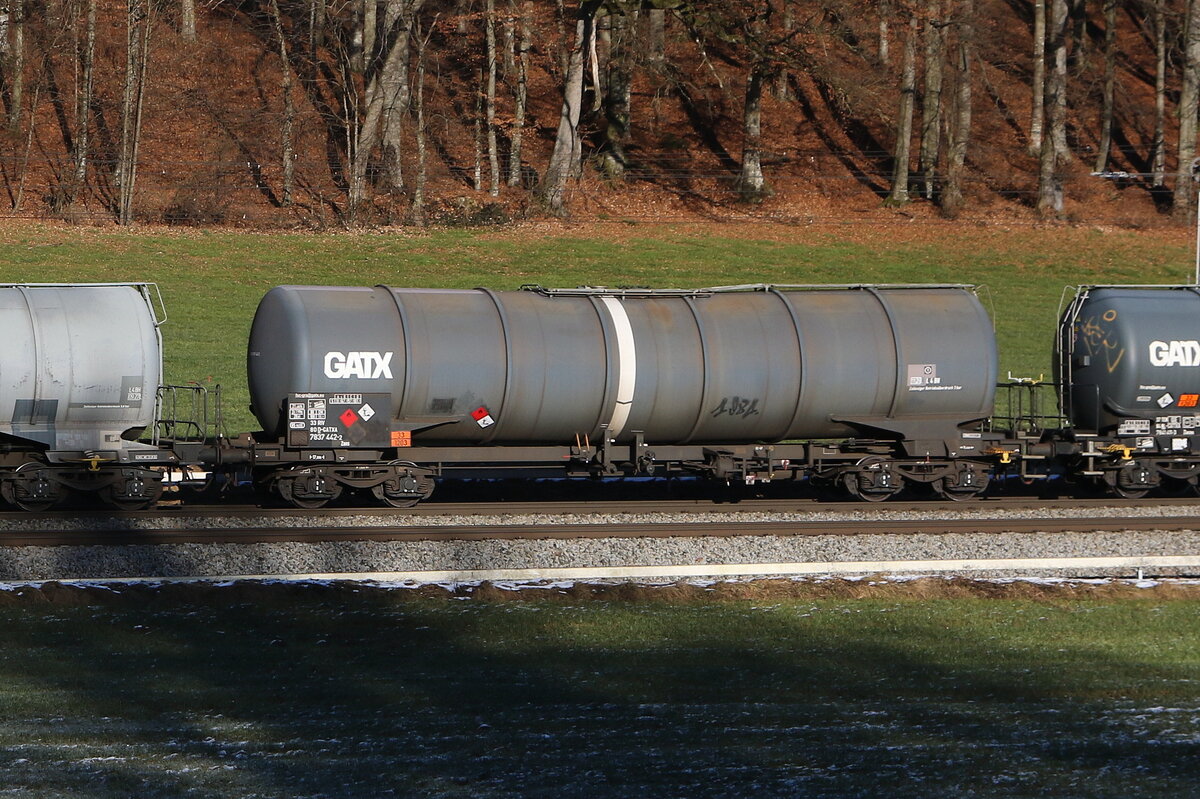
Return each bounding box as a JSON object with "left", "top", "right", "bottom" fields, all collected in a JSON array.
[{"left": 2, "top": 574, "right": 1200, "bottom": 604}]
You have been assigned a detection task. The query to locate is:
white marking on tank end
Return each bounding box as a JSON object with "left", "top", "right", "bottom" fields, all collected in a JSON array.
[{"left": 599, "top": 296, "right": 636, "bottom": 440}]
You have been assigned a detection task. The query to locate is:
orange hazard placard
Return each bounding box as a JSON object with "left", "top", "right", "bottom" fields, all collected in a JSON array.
[
  {"left": 391, "top": 430, "right": 412, "bottom": 447},
  {"left": 1180, "top": 394, "right": 1200, "bottom": 408}
]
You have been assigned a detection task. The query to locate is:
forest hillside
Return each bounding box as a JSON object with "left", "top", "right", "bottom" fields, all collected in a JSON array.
[{"left": 0, "top": 0, "right": 1193, "bottom": 228}]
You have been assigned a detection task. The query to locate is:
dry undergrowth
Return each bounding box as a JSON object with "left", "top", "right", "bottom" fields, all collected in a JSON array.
[{"left": 1, "top": 576, "right": 1198, "bottom": 608}]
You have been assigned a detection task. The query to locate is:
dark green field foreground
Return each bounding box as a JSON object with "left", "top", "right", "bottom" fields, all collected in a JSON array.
[{"left": 0, "top": 582, "right": 1197, "bottom": 798}]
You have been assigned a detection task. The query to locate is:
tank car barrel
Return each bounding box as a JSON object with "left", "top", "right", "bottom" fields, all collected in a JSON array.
[{"left": 247, "top": 284, "right": 998, "bottom": 451}]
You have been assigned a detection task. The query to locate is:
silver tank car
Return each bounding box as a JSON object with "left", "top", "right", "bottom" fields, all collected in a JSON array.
[
  {"left": 0, "top": 283, "right": 161, "bottom": 451},
  {"left": 248, "top": 284, "right": 996, "bottom": 448},
  {"left": 1058, "top": 285, "right": 1200, "bottom": 436}
]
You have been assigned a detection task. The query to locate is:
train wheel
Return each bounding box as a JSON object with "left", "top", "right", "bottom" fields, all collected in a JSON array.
[
  {"left": 1, "top": 489, "right": 58, "bottom": 512},
  {"left": 934, "top": 463, "right": 990, "bottom": 502},
  {"left": 98, "top": 485, "right": 160, "bottom": 511},
  {"left": 276, "top": 470, "right": 343, "bottom": 510},
  {"left": 0, "top": 464, "right": 65, "bottom": 512},
  {"left": 1110, "top": 482, "right": 1149, "bottom": 500},
  {"left": 372, "top": 490, "right": 420, "bottom": 509},
  {"left": 1109, "top": 462, "right": 1157, "bottom": 500},
  {"left": 285, "top": 492, "right": 338, "bottom": 510},
  {"left": 371, "top": 463, "right": 434, "bottom": 508},
  {"left": 843, "top": 457, "right": 901, "bottom": 502},
  {"left": 98, "top": 470, "right": 164, "bottom": 511},
  {"left": 934, "top": 479, "right": 985, "bottom": 502}
]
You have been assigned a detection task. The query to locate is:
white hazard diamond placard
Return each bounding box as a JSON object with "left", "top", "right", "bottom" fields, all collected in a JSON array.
[{"left": 358, "top": 403, "right": 376, "bottom": 421}]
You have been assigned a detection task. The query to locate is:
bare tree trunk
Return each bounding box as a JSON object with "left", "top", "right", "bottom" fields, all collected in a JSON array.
[
  {"left": 555, "top": 0, "right": 569, "bottom": 75},
  {"left": 1050, "top": 0, "right": 1068, "bottom": 158},
  {"left": 412, "top": 18, "right": 428, "bottom": 225},
  {"left": 589, "top": 11, "right": 602, "bottom": 114},
  {"left": 129, "top": 5, "right": 152, "bottom": 224},
  {"left": 379, "top": 0, "right": 424, "bottom": 193},
  {"left": 118, "top": 0, "right": 138, "bottom": 223},
  {"left": 889, "top": 13, "right": 918, "bottom": 203},
  {"left": 1175, "top": 0, "right": 1200, "bottom": 220},
  {"left": 646, "top": 7, "right": 664, "bottom": 67},
  {"left": 540, "top": 0, "right": 601, "bottom": 213},
  {"left": 12, "top": 77, "right": 41, "bottom": 212},
  {"left": 1093, "top": 0, "right": 1117, "bottom": 173},
  {"left": 180, "top": 0, "right": 196, "bottom": 41},
  {"left": 1068, "top": 0, "right": 1088, "bottom": 70},
  {"left": 485, "top": 0, "right": 499, "bottom": 196},
  {"left": 501, "top": 9, "right": 514, "bottom": 78},
  {"left": 600, "top": 8, "right": 632, "bottom": 179},
  {"left": 69, "top": 0, "right": 96, "bottom": 204},
  {"left": 361, "top": 0, "right": 376, "bottom": 72},
  {"left": 473, "top": 67, "right": 483, "bottom": 191},
  {"left": 879, "top": 0, "right": 891, "bottom": 64},
  {"left": 348, "top": 0, "right": 422, "bottom": 218},
  {"left": 1153, "top": 0, "right": 1167, "bottom": 188},
  {"left": 940, "top": 0, "right": 972, "bottom": 217},
  {"left": 310, "top": 0, "right": 325, "bottom": 51},
  {"left": 1038, "top": 0, "right": 1069, "bottom": 216},
  {"left": 738, "top": 65, "right": 768, "bottom": 201},
  {"left": 117, "top": 0, "right": 152, "bottom": 225},
  {"left": 920, "top": 0, "right": 944, "bottom": 199},
  {"left": 344, "top": 56, "right": 367, "bottom": 223},
  {"left": 774, "top": 0, "right": 793, "bottom": 101},
  {"left": 268, "top": 0, "right": 295, "bottom": 206},
  {"left": 7, "top": 0, "right": 24, "bottom": 133},
  {"left": 1029, "top": 0, "right": 1045, "bottom": 154},
  {"left": 507, "top": 0, "right": 530, "bottom": 186}
]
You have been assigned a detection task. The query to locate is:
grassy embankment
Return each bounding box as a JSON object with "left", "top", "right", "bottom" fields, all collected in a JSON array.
[
  {"left": 0, "top": 586, "right": 1198, "bottom": 796},
  {"left": 0, "top": 223, "right": 1192, "bottom": 432},
  {"left": 0, "top": 224, "right": 1198, "bottom": 795}
]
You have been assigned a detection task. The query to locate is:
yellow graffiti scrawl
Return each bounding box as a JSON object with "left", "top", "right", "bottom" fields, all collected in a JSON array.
[{"left": 1075, "top": 309, "right": 1126, "bottom": 373}]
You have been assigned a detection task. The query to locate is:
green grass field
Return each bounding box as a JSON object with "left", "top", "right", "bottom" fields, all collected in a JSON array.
[
  {"left": 0, "top": 587, "right": 1197, "bottom": 797},
  {"left": 0, "top": 222, "right": 1192, "bottom": 433},
  {"left": 3, "top": 224, "right": 1200, "bottom": 796}
]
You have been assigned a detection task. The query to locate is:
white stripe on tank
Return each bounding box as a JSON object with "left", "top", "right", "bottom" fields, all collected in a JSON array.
[{"left": 598, "top": 295, "right": 636, "bottom": 440}]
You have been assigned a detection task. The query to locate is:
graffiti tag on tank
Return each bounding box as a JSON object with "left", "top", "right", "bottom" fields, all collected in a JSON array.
[
  {"left": 1075, "top": 308, "right": 1125, "bottom": 373},
  {"left": 711, "top": 397, "right": 761, "bottom": 419}
]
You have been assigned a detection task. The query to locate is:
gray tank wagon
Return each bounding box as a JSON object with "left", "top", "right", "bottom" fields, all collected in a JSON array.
[
  {"left": 10, "top": 281, "right": 1200, "bottom": 513},
  {"left": 1057, "top": 285, "right": 1200, "bottom": 496},
  {"left": 243, "top": 283, "right": 1001, "bottom": 506},
  {"left": 0, "top": 283, "right": 185, "bottom": 510}
]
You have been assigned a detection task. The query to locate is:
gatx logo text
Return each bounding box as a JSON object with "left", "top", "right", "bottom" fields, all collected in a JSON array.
[
  {"left": 323, "top": 351, "right": 394, "bottom": 379},
  {"left": 1149, "top": 340, "right": 1200, "bottom": 367}
]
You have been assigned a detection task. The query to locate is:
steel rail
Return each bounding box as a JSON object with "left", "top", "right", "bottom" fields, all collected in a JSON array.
[
  {"left": 2, "top": 515, "right": 1200, "bottom": 547},
  {"left": 4, "top": 495, "right": 1200, "bottom": 524}
]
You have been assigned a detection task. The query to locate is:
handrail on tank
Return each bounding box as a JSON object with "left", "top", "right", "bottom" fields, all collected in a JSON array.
[
  {"left": 0, "top": 281, "right": 167, "bottom": 326},
  {"left": 1057, "top": 283, "right": 1200, "bottom": 316},
  {"left": 154, "top": 382, "right": 226, "bottom": 444},
  {"left": 521, "top": 282, "right": 981, "bottom": 298},
  {"left": 520, "top": 285, "right": 716, "bottom": 298},
  {"left": 989, "top": 378, "right": 1066, "bottom": 435}
]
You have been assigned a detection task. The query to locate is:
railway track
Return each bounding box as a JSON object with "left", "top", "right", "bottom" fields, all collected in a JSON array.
[
  {"left": 3, "top": 493, "right": 1200, "bottom": 520},
  {"left": 2, "top": 496, "right": 1200, "bottom": 547}
]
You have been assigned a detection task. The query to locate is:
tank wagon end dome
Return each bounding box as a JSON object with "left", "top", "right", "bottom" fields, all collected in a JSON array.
[
  {"left": 0, "top": 283, "right": 162, "bottom": 450},
  {"left": 1058, "top": 284, "right": 1200, "bottom": 433}
]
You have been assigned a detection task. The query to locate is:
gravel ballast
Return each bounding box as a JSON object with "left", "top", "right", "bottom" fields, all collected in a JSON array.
[{"left": 2, "top": 503, "right": 1200, "bottom": 583}]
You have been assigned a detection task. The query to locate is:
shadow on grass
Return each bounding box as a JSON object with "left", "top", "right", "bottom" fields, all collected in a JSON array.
[{"left": 0, "top": 583, "right": 1198, "bottom": 797}]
